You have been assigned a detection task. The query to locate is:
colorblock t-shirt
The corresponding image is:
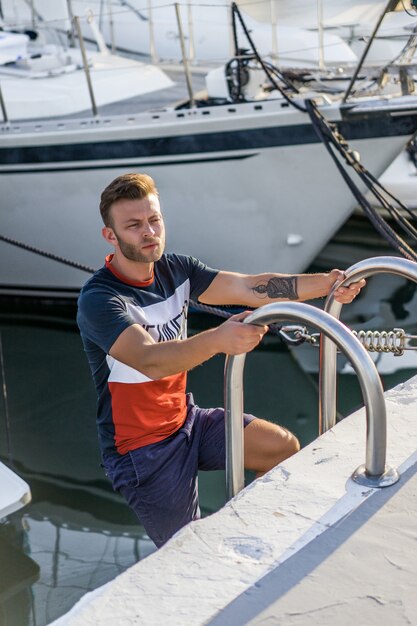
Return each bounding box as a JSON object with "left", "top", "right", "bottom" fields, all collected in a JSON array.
[{"left": 77, "top": 253, "right": 218, "bottom": 456}]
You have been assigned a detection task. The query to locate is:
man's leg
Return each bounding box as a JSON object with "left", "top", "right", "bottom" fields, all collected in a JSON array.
[
  {"left": 244, "top": 418, "right": 300, "bottom": 477},
  {"left": 119, "top": 436, "right": 200, "bottom": 548},
  {"left": 195, "top": 402, "right": 299, "bottom": 477},
  {"left": 102, "top": 407, "right": 202, "bottom": 548}
]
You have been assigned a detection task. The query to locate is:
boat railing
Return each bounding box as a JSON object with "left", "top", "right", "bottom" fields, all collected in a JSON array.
[
  {"left": 224, "top": 300, "right": 400, "bottom": 502},
  {"left": 72, "top": 15, "right": 98, "bottom": 117},
  {"left": 0, "top": 84, "right": 7, "bottom": 123},
  {"left": 319, "top": 256, "right": 417, "bottom": 435},
  {"left": 0, "top": 12, "right": 99, "bottom": 123},
  {"left": 342, "top": 0, "right": 399, "bottom": 102}
]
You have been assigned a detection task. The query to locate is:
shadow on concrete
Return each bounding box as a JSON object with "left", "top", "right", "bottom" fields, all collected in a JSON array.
[{"left": 207, "top": 458, "right": 417, "bottom": 626}]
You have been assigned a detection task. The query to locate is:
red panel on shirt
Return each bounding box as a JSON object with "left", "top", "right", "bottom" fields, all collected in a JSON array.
[{"left": 108, "top": 372, "right": 188, "bottom": 453}]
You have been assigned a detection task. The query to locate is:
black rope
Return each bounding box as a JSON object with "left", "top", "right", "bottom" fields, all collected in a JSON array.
[
  {"left": 305, "top": 100, "right": 417, "bottom": 262},
  {"left": 0, "top": 231, "right": 293, "bottom": 341},
  {"left": 0, "top": 233, "right": 97, "bottom": 273},
  {"left": 189, "top": 300, "right": 290, "bottom": 339},
  {"left": 229, "top": 0, "right": 417, "bottom": 263},
  {"left": 229, "top": 2, "right": 306, "bottom": 111},
  {"left": 307, "top": 106, "right": 417, "bottom": 260}
]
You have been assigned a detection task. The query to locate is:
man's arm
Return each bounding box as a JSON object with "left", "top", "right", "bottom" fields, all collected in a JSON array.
[
  {"left": 198, "top": 270, "right": 365, "bottom": 307},
  {"left": 109, "top": 311, "right": 268, "bottom": 380}
]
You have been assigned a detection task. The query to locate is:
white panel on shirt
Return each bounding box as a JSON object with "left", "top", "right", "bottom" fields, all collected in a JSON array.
[{"left": 106, "top": 279, "right": 190, "bottom": 384}]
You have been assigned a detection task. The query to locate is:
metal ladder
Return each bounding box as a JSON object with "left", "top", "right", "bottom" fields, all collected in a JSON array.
[
  {"left": 320, "top": 256, "right": 417, "bottom": 434},
  {"left": 224, "top": 256, "right": 417, "bottom": 501}
]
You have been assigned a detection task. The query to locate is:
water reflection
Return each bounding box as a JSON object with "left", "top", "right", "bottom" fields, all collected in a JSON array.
[
  {"left": 0, "top": 307, "right": 155, "bottom": 626},
  {"left": 0, "top": 297, "right": 414, "bottom": 625},
  {"left": 0, "top": 500, "right": 155, "bottom": 626},
  {"left": 0, "top": 303, "right": 321, "bottom": 625},
  {"left": 0, "top": 516, "right": 39, "bottom": 626}
]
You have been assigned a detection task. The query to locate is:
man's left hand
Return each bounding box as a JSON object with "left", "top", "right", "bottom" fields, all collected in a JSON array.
[{"left": 328, "top": 269, "right": 366, "bottom": 304}]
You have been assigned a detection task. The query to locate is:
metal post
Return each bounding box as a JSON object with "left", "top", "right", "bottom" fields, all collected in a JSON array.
[
  {"left": 225, "top": 301, "right": 399, "bottom": 502},
  {"left": 29, "top": 0, "right": 36, "bottom": 30},
  {"left": 66, "top": 0, "right": 76, "bottom": 47},
  {"left": 147, "top": 0, "right": 158, "bottom": 64},
  {"left": 107, "top": 0, "right": 116, "bottom": 53},
  {"left": 228, "top": 2, "right": 235, "bottom": 59},
  {"left": 317, "top": 0, "right": 324, "bottom": 71},
  {"left": 174, "top": 3, "right": 194, "bottom": 108},
  {"left": 342, "top": 0, "right": 398, "bottom": 102},
  {"left": 270, "top": 0, "right": 278, "bottom": 62},
  {"left": 0, "top": 82, "right": 8, "bottom": 123},
  {"left": 187, "top": 0, "right": 195, "bottom": 64},
  {"left": 319, "top": 256, "right": 417, "bottom": 435},
  {"left": 73, "top": 15, "right": 98, "bottom": 116},
  {"left": 99, "top": 0, "right": 105, "bottom": 32},
  {"left": 225, "top": 350, "right": 246, "bottom": 496}
]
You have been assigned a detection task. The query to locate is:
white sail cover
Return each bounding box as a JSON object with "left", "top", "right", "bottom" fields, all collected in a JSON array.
[{"left": 0, "top": 31, "right": 29, "bottom": 65}]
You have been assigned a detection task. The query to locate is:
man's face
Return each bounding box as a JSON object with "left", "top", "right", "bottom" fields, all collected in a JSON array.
[{"left": 105, "top": 194, "right": 165, "bottom": 263}]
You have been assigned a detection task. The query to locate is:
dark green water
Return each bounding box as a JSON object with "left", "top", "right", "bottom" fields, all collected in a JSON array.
[{"left": 0, "top": 295, "right": 415, "bottom": 626}]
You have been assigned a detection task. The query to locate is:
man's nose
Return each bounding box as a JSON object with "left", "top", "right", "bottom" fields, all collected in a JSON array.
[{"left": 143, "top": 222, "right": 156, "bottom": 236}]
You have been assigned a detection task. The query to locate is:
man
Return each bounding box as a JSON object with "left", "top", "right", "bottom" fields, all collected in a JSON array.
[{"left": 77, "top": 173, "right": 365, "bottom": 548}]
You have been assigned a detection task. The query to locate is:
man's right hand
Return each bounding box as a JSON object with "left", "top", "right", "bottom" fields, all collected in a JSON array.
[
  {"left": 213, "top": 311, "right": 268, "bottom": 355},
  {"left": 109, "top": 311, "right": 268, "bottom": 380}
]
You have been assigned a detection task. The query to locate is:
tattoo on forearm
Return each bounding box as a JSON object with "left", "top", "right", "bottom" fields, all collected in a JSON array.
[{"left": 252, "top": 277, "right": 299, "bottom": 300}]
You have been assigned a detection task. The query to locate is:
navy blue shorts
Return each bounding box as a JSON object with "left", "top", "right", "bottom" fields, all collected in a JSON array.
[{"left": 102, "top": 394, "right": 256, "bottom": 548}]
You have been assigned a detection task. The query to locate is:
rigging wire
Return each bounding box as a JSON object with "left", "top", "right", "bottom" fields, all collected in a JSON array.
[
  {"left": 304, "top": 100, "right": 417, "bottom": 262},
  {"left": 228, "top": 2, "right": 417, "bottom": 261},
  {"left": 229, "top": 2, "right": 306, "bottom": 111},
  {"left": 0, "top": 230, "right": 293, "bottom": 340}
]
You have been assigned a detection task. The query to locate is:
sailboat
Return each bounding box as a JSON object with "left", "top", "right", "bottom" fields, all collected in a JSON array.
[
  {"left": 0, "top": 20, "right": 173, "bottom": 120},
  {"left": 0, "top": 0, "right": 359, "bottom": 66},
  {"left": 4, "top": 0, "right": 416, "bottom": 65},
  {"left": 0, "top": 1, "right": 416, "bottom": 297}
]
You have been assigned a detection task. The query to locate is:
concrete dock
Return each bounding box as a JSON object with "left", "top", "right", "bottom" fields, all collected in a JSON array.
[{"left": 52, "top": 374, "right": 417, "bottom": 626}]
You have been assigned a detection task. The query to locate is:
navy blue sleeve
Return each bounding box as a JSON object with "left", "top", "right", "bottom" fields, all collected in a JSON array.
[
  {"left": 172, "top": 254, "right": 219, "bottom": 300},
  {"left": 77, "top": 287, "right": 134, "bottom": 354}
]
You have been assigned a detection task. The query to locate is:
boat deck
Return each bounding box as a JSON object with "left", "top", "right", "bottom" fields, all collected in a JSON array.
[{"left": 21, "top": 65, "right": 210, "bottom": 123}]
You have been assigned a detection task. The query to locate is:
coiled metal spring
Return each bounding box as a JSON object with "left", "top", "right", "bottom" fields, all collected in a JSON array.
[
  {"left": 281, "top": 326, "right": 417, "bottom": 356},
  {"left": 352, "top": 328, "right": 410, "bottom": 356}
]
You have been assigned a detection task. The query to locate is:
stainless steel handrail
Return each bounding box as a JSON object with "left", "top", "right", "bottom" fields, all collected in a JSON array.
[
  {"left": 320, "top": 256, "right": 417, "bottom": 436},
  {"left": 224, "top": 301, "right": 399, "bottom": 501}
]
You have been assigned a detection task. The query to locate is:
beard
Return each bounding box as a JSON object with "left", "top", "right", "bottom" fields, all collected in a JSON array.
[{"left": 115, "top": 233, "right": 165, "bottom": 263}]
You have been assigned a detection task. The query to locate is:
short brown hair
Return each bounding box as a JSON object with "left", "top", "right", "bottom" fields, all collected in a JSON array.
[{"left": 99, "top": 173, "right": 159, "bottom": 226}]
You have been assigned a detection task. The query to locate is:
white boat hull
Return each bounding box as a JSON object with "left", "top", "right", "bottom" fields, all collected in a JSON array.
[{"left": 0, "top": 98, "right": 414, "bottom": 296}]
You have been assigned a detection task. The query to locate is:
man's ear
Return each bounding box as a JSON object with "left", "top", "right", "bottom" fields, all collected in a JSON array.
[{"left": 102, "top": 226, "right": 117, "bottom": 246}]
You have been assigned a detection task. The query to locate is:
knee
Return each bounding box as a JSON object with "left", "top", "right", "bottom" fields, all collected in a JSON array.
[
  {"left": 284, "top": 431, "right": 300, "bottom": 459},
  {"left": 244, "top": 419, "right": 300, "bottom": 474},
  {"left": 270, "top": 428, "right": 300, "bottom": 466}
]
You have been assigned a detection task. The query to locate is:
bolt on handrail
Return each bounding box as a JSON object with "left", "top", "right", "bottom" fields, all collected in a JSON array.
[
  {"left": 319, "top": 256, "right": 417, "bottom": 437},
  {"left": 224, "top": 301, "right": 399, "bottom": 501}
]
